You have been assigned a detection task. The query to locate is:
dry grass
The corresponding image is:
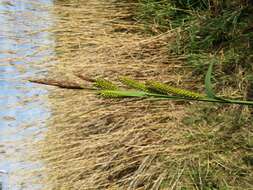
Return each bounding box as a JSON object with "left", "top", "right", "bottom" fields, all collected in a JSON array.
[
  {"left": 35, "top": 0, "right": 253, "bottom": 190},
  {"left": 36, "top": 0, "right": 191, "bottom": 189}
]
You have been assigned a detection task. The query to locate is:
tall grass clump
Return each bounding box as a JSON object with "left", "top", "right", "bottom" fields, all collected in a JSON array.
[
  {"left": 136, "top": 0, "right": 253, "bottom": 101},
  {"left": 140, "top": 0, "right": 253, "bottom": 76},
  {"left": 130, "top": 0, "right": 253, "bottom": 189}
]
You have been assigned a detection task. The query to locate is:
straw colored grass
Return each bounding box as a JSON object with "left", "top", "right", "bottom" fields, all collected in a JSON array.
[
  {"left": 37, "top": 0, "right": 189, "bottom": 189},
  {"left": 36, "top": 0, "right": 253, "bottom": 190}
]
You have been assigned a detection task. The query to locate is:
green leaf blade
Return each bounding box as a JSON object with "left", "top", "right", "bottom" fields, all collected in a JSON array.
[
  {"left": 205, "top": 61, "right": 216, "bottom": 99},
  {"left": 205, "top": 61, "right": 231, "bottom": 102}
]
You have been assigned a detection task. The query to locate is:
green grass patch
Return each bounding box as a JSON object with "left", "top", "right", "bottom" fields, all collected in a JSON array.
[
  {"left": 137, "top": 0, "right": 253, "bottom": 78},
  {"left": 131, "top": 0, "right": 253, "bottom": 189}
]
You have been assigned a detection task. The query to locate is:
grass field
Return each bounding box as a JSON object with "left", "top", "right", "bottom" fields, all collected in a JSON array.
[
  {"left": 38, "top": 0, "right": 253, "bottom": 189},
  {"left": 132, "top": 0, "right": 253, "bottom": 189}
]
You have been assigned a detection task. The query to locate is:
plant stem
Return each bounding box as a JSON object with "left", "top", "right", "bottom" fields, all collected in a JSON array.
[{"left": 145, "top": 92, "right": 253, "bottom": 106}]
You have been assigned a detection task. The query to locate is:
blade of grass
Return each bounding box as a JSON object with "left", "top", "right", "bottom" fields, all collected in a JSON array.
[
  {"left": 205, "top": 61, "right": 230, "bottom": 102},
  {"left": 205, "top": 61, "right": 216, "bottom": 98}
]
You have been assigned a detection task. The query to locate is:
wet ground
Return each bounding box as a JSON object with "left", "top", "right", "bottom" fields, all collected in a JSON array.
[{"left": 0, "top": 0, "right": 54, "bottom": 189}]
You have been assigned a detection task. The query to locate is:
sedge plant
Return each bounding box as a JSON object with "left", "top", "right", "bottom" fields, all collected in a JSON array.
[{"left": 94, "top": 62, "right": 253, "bottom": 106}]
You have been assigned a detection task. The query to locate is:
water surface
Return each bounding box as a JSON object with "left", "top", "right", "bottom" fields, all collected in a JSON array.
[{"left": 0, "top": 0, "right": 54, "bottom": 189}]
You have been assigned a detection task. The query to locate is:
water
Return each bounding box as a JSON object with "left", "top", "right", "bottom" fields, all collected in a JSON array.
[{"left": 0, "top": 0, "right": 54, "bottom": 189}]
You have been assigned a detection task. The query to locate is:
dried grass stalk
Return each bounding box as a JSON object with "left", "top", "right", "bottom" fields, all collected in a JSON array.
[{"left": 29, "top": 78, "right": 86, "bottom": 89}]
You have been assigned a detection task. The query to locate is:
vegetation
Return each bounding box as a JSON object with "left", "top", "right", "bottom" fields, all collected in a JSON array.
[
  {"left": 137, "top": 0, "right": 253, "bottom": 84},
  {"left": 131, "top": 0, "right": 253, "bottom": 189},
  {"left": 34, "top": 0, "right": 253, "bottom": 189},
  {"left": 94, "top": 63, "right": 253, "bottom": 106}
]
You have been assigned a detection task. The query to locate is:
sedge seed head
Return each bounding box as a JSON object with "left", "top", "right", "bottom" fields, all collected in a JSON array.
[{"left": 94, "top": 78, "right": 119, "bottom": 90}]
